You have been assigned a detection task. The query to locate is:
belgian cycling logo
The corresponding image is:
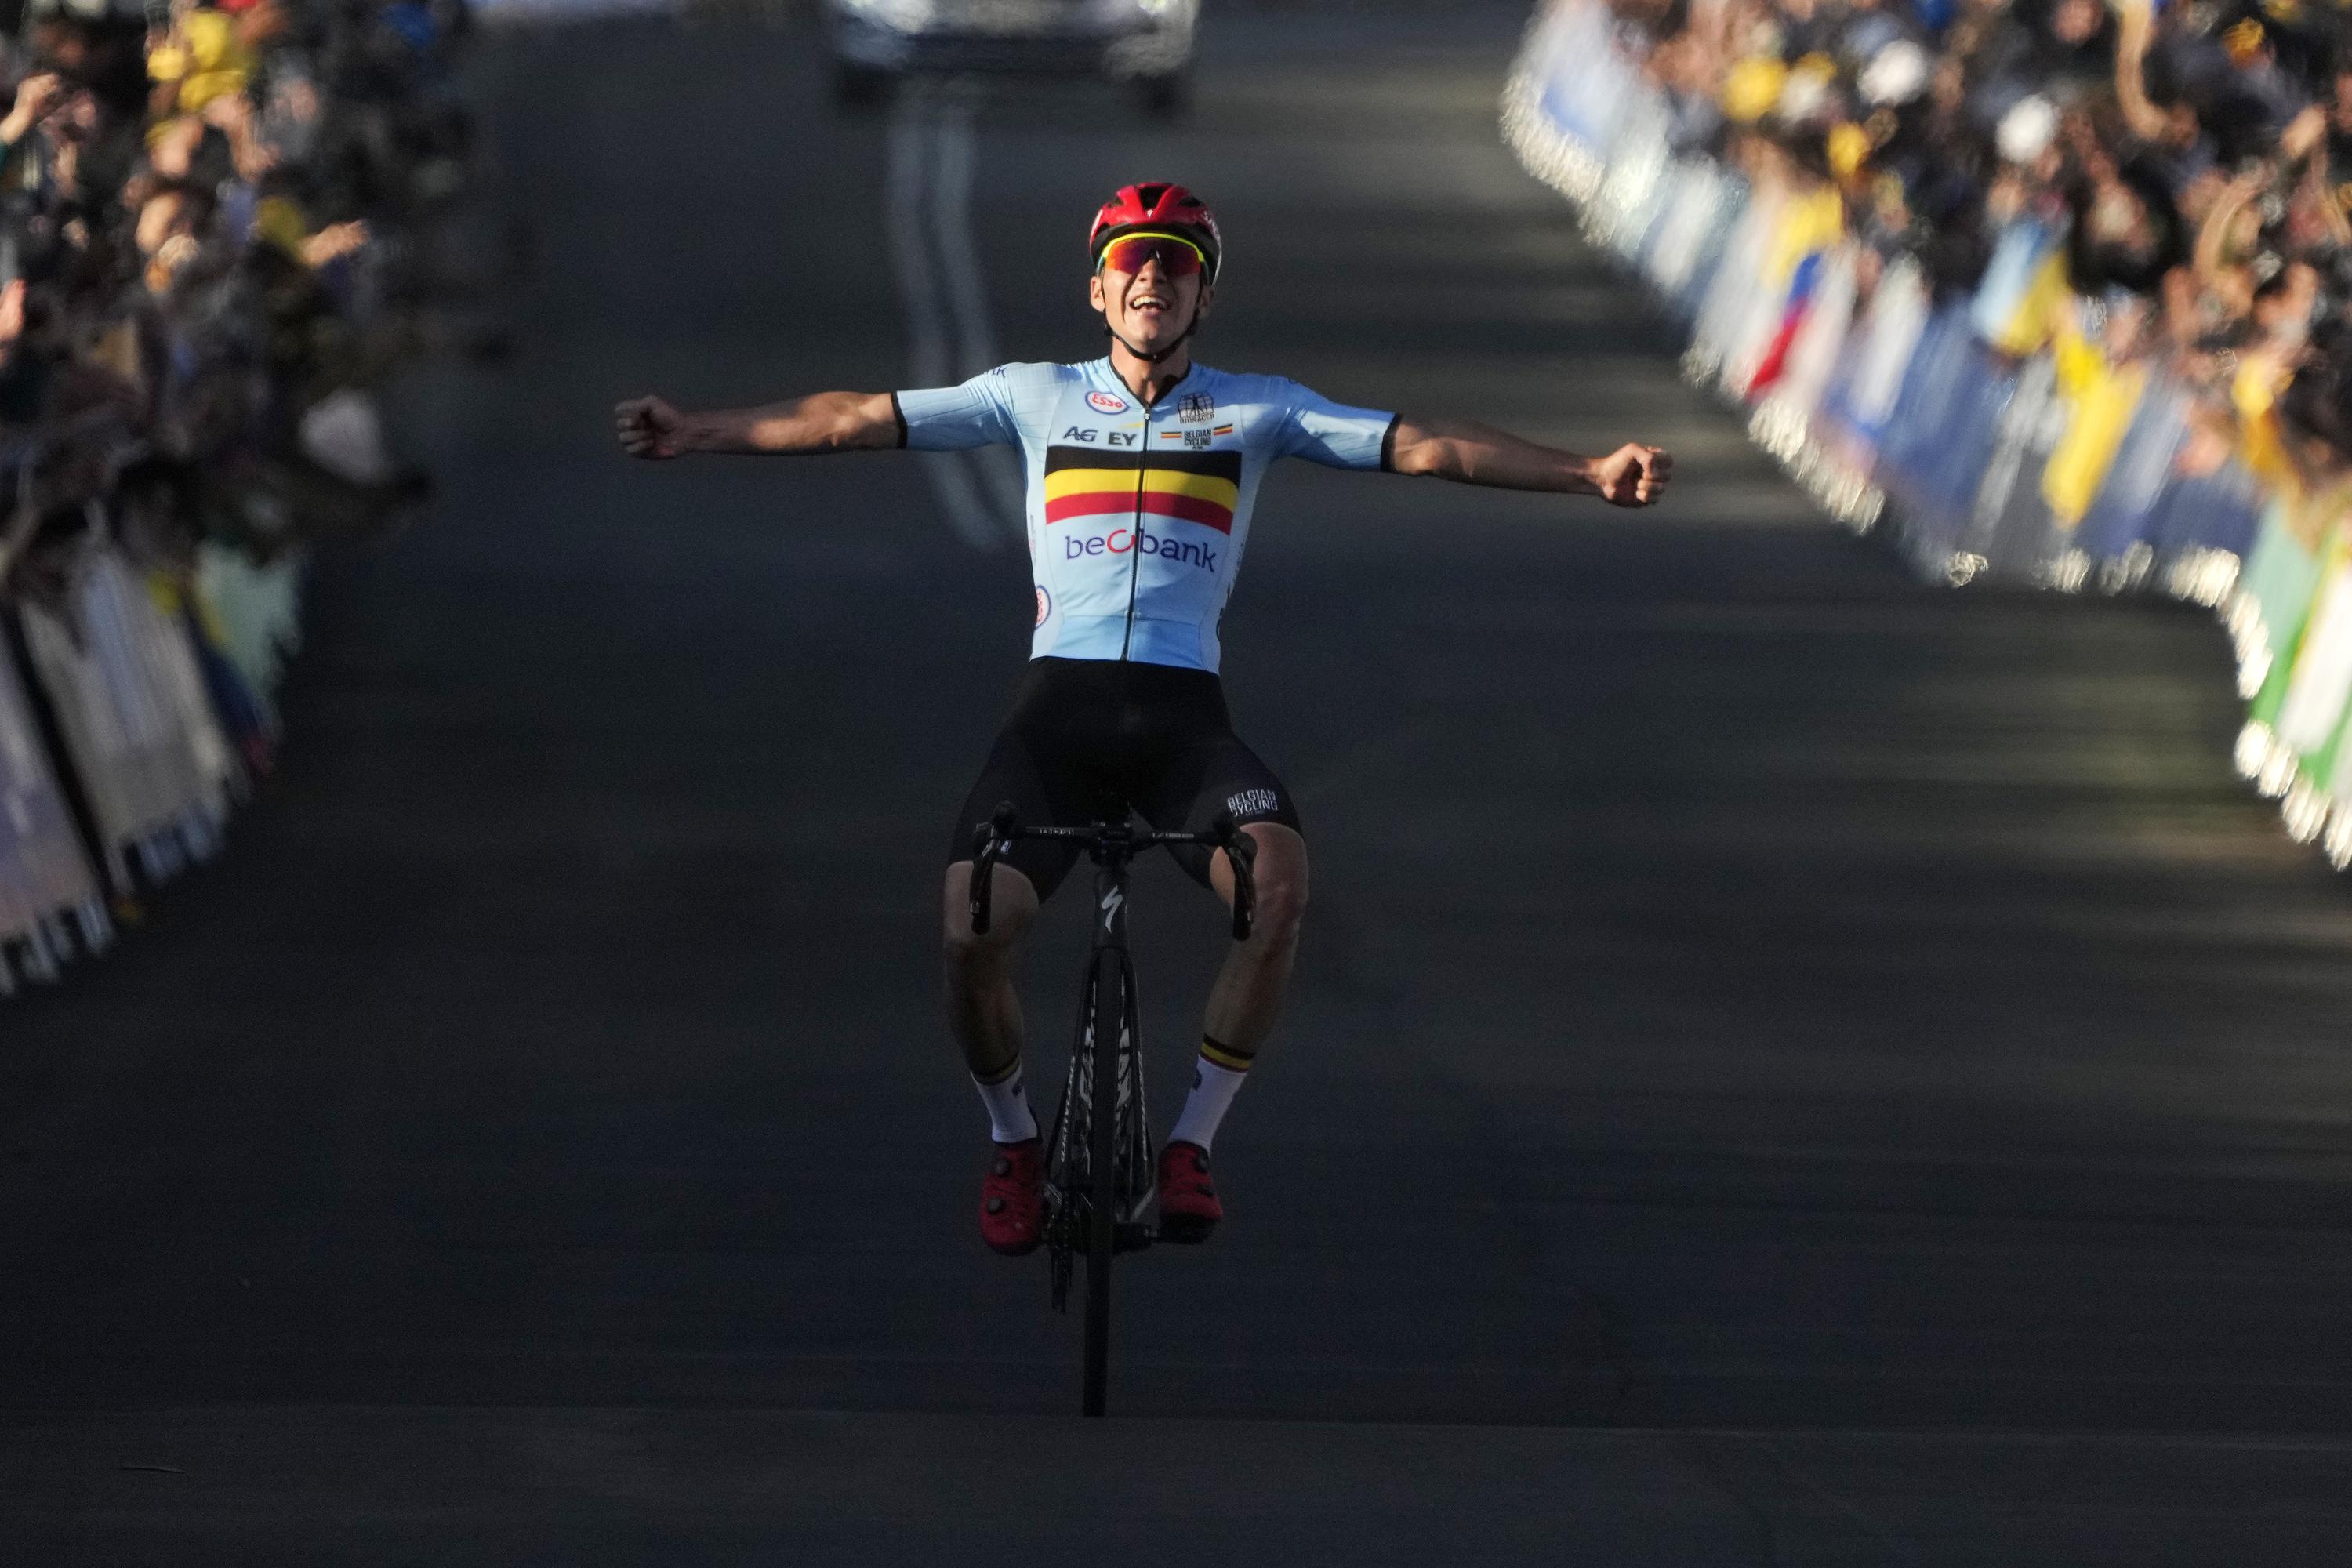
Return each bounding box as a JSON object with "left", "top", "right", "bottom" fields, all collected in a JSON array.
[
  {"left": 1226, "top": 788, "right": 1279, "bottom": 818},
  {"left": 1178, "top": 393, "right": 1214, "bottom": 425},
  {"left": 1086, "top": 391, "right": 1128, "bottom": 415},
  {"left": 1034, "top": 585, "right": 1051, "bottom": 626}
]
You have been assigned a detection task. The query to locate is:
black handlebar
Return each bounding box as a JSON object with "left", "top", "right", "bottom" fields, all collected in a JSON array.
[{"left": 968, "top": 801, "right": 1256, "bottom": 942}]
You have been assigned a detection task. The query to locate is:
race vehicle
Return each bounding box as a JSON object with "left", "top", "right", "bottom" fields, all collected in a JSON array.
[{"left": 829, "top": 0, "right": 1199, "bottom": 114}]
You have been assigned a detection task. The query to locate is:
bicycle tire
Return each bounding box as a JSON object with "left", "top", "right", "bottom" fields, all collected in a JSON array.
[{"left": 1081, "top": 945, "right": 1123, "bottom": 1417}]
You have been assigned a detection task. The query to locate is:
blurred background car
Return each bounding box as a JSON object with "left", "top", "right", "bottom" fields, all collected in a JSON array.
[{"left": 828, "top": 0, "right": 1199, "bottom": 115}]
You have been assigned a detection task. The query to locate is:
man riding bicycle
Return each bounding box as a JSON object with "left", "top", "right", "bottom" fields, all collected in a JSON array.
[{"left": 616, "top": 182, "right": 1671, "bottom": 1257}]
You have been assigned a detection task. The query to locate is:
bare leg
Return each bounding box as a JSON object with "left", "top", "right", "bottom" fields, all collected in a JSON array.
[
  {"left": 950, "top": 859, "right": 1048, "bottom": 1246},
  {"left": 1161, "top": 821, "right": 1312, "bottom": 1175},
  {"left": 1201, "top": 822, "right": 1310, "bottom": 1054},
  {"left": 942, "top": 859, "right": 1041, "bottom": 1081}
]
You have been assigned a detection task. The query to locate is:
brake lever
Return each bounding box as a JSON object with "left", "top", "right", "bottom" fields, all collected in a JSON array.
[
  {"left": 1217, "top": 815, "right": 1256, "bottom": 942},
  {"left": 969, "top": 802, "right": 1018, "bottom": 935}
]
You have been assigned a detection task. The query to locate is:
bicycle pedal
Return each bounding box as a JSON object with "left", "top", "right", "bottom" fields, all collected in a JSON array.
[{"left": 1155, "top": 1212, "right": 1214, "bottom": 1246}]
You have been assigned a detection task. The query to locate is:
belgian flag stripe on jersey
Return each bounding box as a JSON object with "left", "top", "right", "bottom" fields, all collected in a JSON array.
[
  {"left": 1045, "top": 490, "right": 1139, "bottom": 525},
  {"left": 1047, "top": 468, "right": 1239, "bottom": 507},
  {"left": 1043, "top": 446, "right": 1241, "bottom": 481},
  {"left": 1044, "top": 489, "right": 1237, "bottom": 532},
  {"left": 1141, "top": 491, "right": 1239, "bottom": 531},
  {"left": 1042, "top": 446, "right": 1242, "bottom": 533}
]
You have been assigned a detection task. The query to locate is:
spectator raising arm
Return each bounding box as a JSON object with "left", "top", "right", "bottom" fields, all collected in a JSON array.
[{"left": 2112, "top": 0, "right": 2171, "bottom": 144}]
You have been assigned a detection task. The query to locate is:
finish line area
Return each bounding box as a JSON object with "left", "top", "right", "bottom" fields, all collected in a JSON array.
[{"left": 10, "top": 1407, "right": 2350, "bottom": 1563}]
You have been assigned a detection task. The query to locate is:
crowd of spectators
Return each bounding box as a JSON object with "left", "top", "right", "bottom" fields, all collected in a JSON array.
[
  {"left": 0, "top": 0, "right": 486, "bottom": 977},
  {"left": 0, "top": 0, "right": 482, "bottom": 714},
  {"left": 1606, "top": 0, "right": 2352, "bottom": 530}
]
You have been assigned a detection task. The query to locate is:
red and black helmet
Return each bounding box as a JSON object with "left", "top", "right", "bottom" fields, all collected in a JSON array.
[{"left": 1088, "top": 181, "right": 1223, "bottom": 285}]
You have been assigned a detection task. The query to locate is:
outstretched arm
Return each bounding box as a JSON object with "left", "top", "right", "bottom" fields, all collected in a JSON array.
[
  {"left": 614, "top": 391, "right": 901, "bottom": 459},
  {"left": 1387, "top": 414, "right": 1672, "bottom": 506},
  {"left": 2113, "top": 0, "right": 2172, "bottom": 143}
]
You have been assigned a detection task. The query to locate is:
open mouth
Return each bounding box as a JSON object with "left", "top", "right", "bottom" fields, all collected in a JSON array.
[{"left": 1130, "top": 292, "right": 1171, "bottom": 321}]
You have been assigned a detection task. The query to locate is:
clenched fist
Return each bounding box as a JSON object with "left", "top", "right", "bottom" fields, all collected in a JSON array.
[
  {"left": 1592, "top": 443, "right": 1671, "bottom": 507},
  {"left": 615, "top": 396, "right": 687, "bottom": 459}
]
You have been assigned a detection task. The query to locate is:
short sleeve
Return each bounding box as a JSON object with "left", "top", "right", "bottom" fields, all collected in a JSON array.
[
  {"left": 896, "top": 368, "right": 1020, "bottom": 452},
  {"left": 1273, "top": 378, "right": 1399, "bottom": 472}
]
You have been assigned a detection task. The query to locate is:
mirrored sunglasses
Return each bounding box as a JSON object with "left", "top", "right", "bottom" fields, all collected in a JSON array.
[{"left": 1099, "top": 234, "right": 1204, "bottom": 279}]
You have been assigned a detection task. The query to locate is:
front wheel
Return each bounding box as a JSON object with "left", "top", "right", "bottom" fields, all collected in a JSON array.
[{"left": 1080, "top": 946, "right": 1125, "bottom": 1417}]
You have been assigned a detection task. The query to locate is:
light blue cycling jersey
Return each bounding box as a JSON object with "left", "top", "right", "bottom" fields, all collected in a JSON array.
[{"left": 895, "top": 359, "right": 1397, "bottom": 673}]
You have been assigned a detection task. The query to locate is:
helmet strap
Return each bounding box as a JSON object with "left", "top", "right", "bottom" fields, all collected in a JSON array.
[
  {"left": 1103, "top": 318, "right": 1197, "bottom": 364},
  {"left": 1100, "top": 289, "right": 1204, "bottom": 366}
]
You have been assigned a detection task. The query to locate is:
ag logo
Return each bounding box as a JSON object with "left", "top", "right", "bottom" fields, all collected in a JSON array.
[
  {"left": 1178, "top": 392, "right": 1214, "bottom": 425},
  {"left": 1034, "top": 585, "right": 1051, "bottom": 626},
  {"left": 1087, "top": 390, "right": 1128, "bottom": 415}
]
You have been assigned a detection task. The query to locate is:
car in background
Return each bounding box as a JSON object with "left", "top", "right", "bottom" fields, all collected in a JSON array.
[{"left": 829, "top": 0, "right": 1200, "bottom": 115}]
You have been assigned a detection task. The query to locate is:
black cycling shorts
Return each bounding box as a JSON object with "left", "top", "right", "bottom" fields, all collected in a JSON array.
[{"left": 949, "top": 656, "right": 1303, "bottom": 900}]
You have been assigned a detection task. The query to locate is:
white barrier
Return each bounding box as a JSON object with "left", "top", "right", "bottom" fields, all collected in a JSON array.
[
  {"left": 0, "top": 532, "right": 300, "bottom": 993},
  {"left": 1502, "top": 2, "right": 2352, "bottom": 867},
  {"left": 0, "top": 629, "right": 105, "bottom": 991}
]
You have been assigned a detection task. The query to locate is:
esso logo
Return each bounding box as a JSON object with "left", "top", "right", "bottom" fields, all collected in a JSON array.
[
  {"left": 1034, "top": 585, "right": 1051, "bottom": 626},
  {"left": 1086, "top": 391, "right": 1128, "bottom": 415}
]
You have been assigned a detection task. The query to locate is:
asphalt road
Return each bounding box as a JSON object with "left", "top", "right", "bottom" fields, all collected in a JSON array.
[{"left": 7, "top": 4, "right": 2352, "bottom": 1562}]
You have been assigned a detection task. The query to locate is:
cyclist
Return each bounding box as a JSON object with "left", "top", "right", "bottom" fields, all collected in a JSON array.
[{"left": 616, "top": 182, "right": 1671, "bottom": 1256}]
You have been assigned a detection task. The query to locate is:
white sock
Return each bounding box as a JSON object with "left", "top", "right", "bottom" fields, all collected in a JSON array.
[
  {"left": 974, "top": 1062, "right": 1038, "bottom": 1144},
  {"left": 1167, "top": 1047, "right": 1250, "bottom": 1153}
]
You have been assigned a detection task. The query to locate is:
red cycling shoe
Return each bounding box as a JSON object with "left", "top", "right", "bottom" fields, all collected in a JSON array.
[
  {"left": 1156, "top": 1139, "right": 1221, "bottom": 1243},
  {"left": 980, "top": 1138, "right": 1043, "bottom": 1256}
]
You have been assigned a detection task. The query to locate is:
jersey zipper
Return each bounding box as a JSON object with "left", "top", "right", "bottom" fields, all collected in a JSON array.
[{"left": 1119, "top": 399, "right": 1154, "bottom": 661}]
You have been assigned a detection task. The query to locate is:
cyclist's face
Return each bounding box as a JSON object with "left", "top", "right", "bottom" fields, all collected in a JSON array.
[{"left": 1090, "top": 249, "right": 1211, "bottom": 351}]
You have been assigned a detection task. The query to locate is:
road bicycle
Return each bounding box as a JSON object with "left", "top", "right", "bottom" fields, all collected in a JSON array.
[{"left": 969, "top": 803, "right": 1255, "bottom": 1418}]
